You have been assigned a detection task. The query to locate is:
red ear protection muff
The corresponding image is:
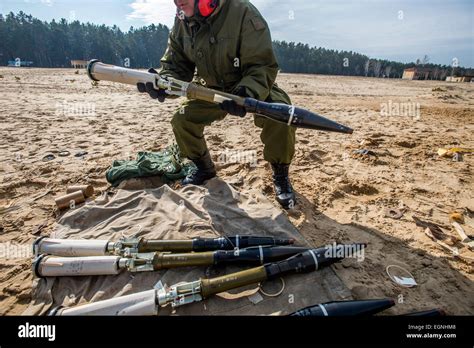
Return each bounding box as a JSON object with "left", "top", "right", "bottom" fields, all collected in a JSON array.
[{"left": 197, "top": 0, "right": 219, "bottom": 17}]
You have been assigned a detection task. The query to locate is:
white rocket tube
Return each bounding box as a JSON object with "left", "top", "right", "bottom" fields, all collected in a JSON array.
[
  {"left": 87, "top": 60, "right": 159, "bottom": 88},
  {"left": 34, "top": 255, "right": 123, "bottom": 277},
  {"left": 34, "top": 238, "right": 111, "bottom": 257},
  {"left": 117, "top": 298, "right": 158, "bottom": 315},
  {"left": 55, "top": 289, "right": 158, "bottom": 316}
]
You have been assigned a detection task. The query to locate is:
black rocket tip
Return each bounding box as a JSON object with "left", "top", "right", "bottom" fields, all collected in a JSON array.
[
  {"left": 371, "top": 298, "right": 396, "bottom": 311},
  {"left": 347, "top": 298, "right": 396, "bottom": 316},
  {"left": 336, "top": 124, "right": 354, "bottom": 134},
  {"left": 402, "top": 308, "right": 447, "bottom": 317},
  {"left": 292, "top": 298, "right": 396, "bottom": 316},
  {"left": 295, "top": 106, "right": 354, "bottom": 134}
]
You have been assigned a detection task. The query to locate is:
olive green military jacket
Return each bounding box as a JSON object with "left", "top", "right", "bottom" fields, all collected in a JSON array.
[{"left": 159, "top": 0, "right": 279, "bottom": 101}]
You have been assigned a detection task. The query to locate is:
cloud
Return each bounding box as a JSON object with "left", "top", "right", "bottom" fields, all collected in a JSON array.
[
  {"left": 126, "top": 0, "right": 271, "bottom": 27},
  {"left": 127, "top": 0, "right": 176, "bottom": 27},
  {"left": 40, "top": 0, "right": 54, "bottom": 6}
]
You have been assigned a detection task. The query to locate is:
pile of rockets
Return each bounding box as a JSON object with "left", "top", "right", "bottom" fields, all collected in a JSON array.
[
  {"left": 32, "top": 235, "right": 444, "bottom": 316},
  {"left": 31, "top": 62, "right": 443, "bottom": 316}
]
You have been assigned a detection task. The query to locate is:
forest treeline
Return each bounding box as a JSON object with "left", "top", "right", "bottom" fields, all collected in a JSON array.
[{"left": 1, "top": 12, "right": 472, "bottom": 79}]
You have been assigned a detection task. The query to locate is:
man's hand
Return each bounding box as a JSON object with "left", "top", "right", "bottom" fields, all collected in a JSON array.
[
  {"left": 219, "top": 86, "right": 248, "bottom": 117},
  {"left": 137, "top": 68, "right": 168, "bottom": 102}
]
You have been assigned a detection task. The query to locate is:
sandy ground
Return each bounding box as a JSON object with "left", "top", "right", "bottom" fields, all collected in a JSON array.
[{"left": 0, "top": 68, "right": 473, "bottom": 315}]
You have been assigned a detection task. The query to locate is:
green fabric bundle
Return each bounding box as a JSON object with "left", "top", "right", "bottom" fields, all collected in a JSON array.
[{"left": 106, "top": 144, "right": 196, "bottom": 187}]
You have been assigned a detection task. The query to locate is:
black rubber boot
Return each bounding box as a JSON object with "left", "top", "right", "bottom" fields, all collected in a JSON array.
[
  {"left": 182, "top": 151, "right": 217, "bottom": 185},
  {"left": 271, "top": 163, "right": 296, "bottom": 209}
]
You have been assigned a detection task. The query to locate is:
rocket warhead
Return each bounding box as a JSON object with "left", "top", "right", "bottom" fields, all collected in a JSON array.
[
  {"left": 259, "top": 246, "right": 309, "bottom": 260},
  {"left": 400, "top": 309, "right": 446, "bottom": 317},
  {"left": 193, "top": 235, "right": 296, "bottom": 251},
  {"left": 213, "top": 246, "right": 310, "bottom": 264},
  {"left": 243, "top": 99, "right": 354, "bottom": 134},
  {"left": 263, "top": 243, "right": 367, "bottom": 279},
  {"left": 290, "top": 298, "right": 396, "bottom": 316}
]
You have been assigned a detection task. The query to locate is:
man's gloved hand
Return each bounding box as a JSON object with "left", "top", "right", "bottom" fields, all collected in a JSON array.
[
  {"left": 137, "top": 68, "right": 168, "bottom": 102},
  {"left": 219, "top": 86, "right": 248, "bottom": 117}
]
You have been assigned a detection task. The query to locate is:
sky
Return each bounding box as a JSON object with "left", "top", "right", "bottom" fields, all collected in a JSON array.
[{"left": 1, "top": 0, "right": 473, "bottom": 67}]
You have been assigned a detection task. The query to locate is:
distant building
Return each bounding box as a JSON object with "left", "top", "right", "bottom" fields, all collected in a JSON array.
[
  {"left": 7, "top": 60, "right": 33, "bottom": 67},
  {"left": 446, "top": 76, "right": 473, "bottom": 82},
  {"left": 71, "top": 60, "right": 88, "bottom": 69},
  {"left": 402, "top": 67, "right": 432, "bottom": 80}
]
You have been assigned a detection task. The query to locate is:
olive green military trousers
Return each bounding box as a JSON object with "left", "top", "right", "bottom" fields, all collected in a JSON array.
[{"left": 171, "top": 86, "right": 296, "bottom": 164}]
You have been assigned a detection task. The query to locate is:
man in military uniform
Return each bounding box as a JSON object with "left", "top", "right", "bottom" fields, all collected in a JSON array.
[{"left": 138, "top": 0, "right": 297, "bottom": 209}]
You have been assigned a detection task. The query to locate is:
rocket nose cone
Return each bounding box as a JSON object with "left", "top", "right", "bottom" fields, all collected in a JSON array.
[
  {"left": 348, "top": 298, "right": 396, "bottom": 316},
  {"left": 389, "top": 298, "right": 396, "bottom": 307},
  {"left": 403, "top": 308, "right": 447, "bottom": 316},
  {"left": 310, "top": 120, "right": 354, "bottom": 134},
  {"left": 437, "top": 309, "right": 447, "bottom": 316},
  {"left": 371, "top": 298, "right": 396, "bottom": 314},
  {"left": 334, "top": 124, "right": 354, "bottom": 134},
  {"left": 295, "top": 106, "right": 354, "bottom": 134}
]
